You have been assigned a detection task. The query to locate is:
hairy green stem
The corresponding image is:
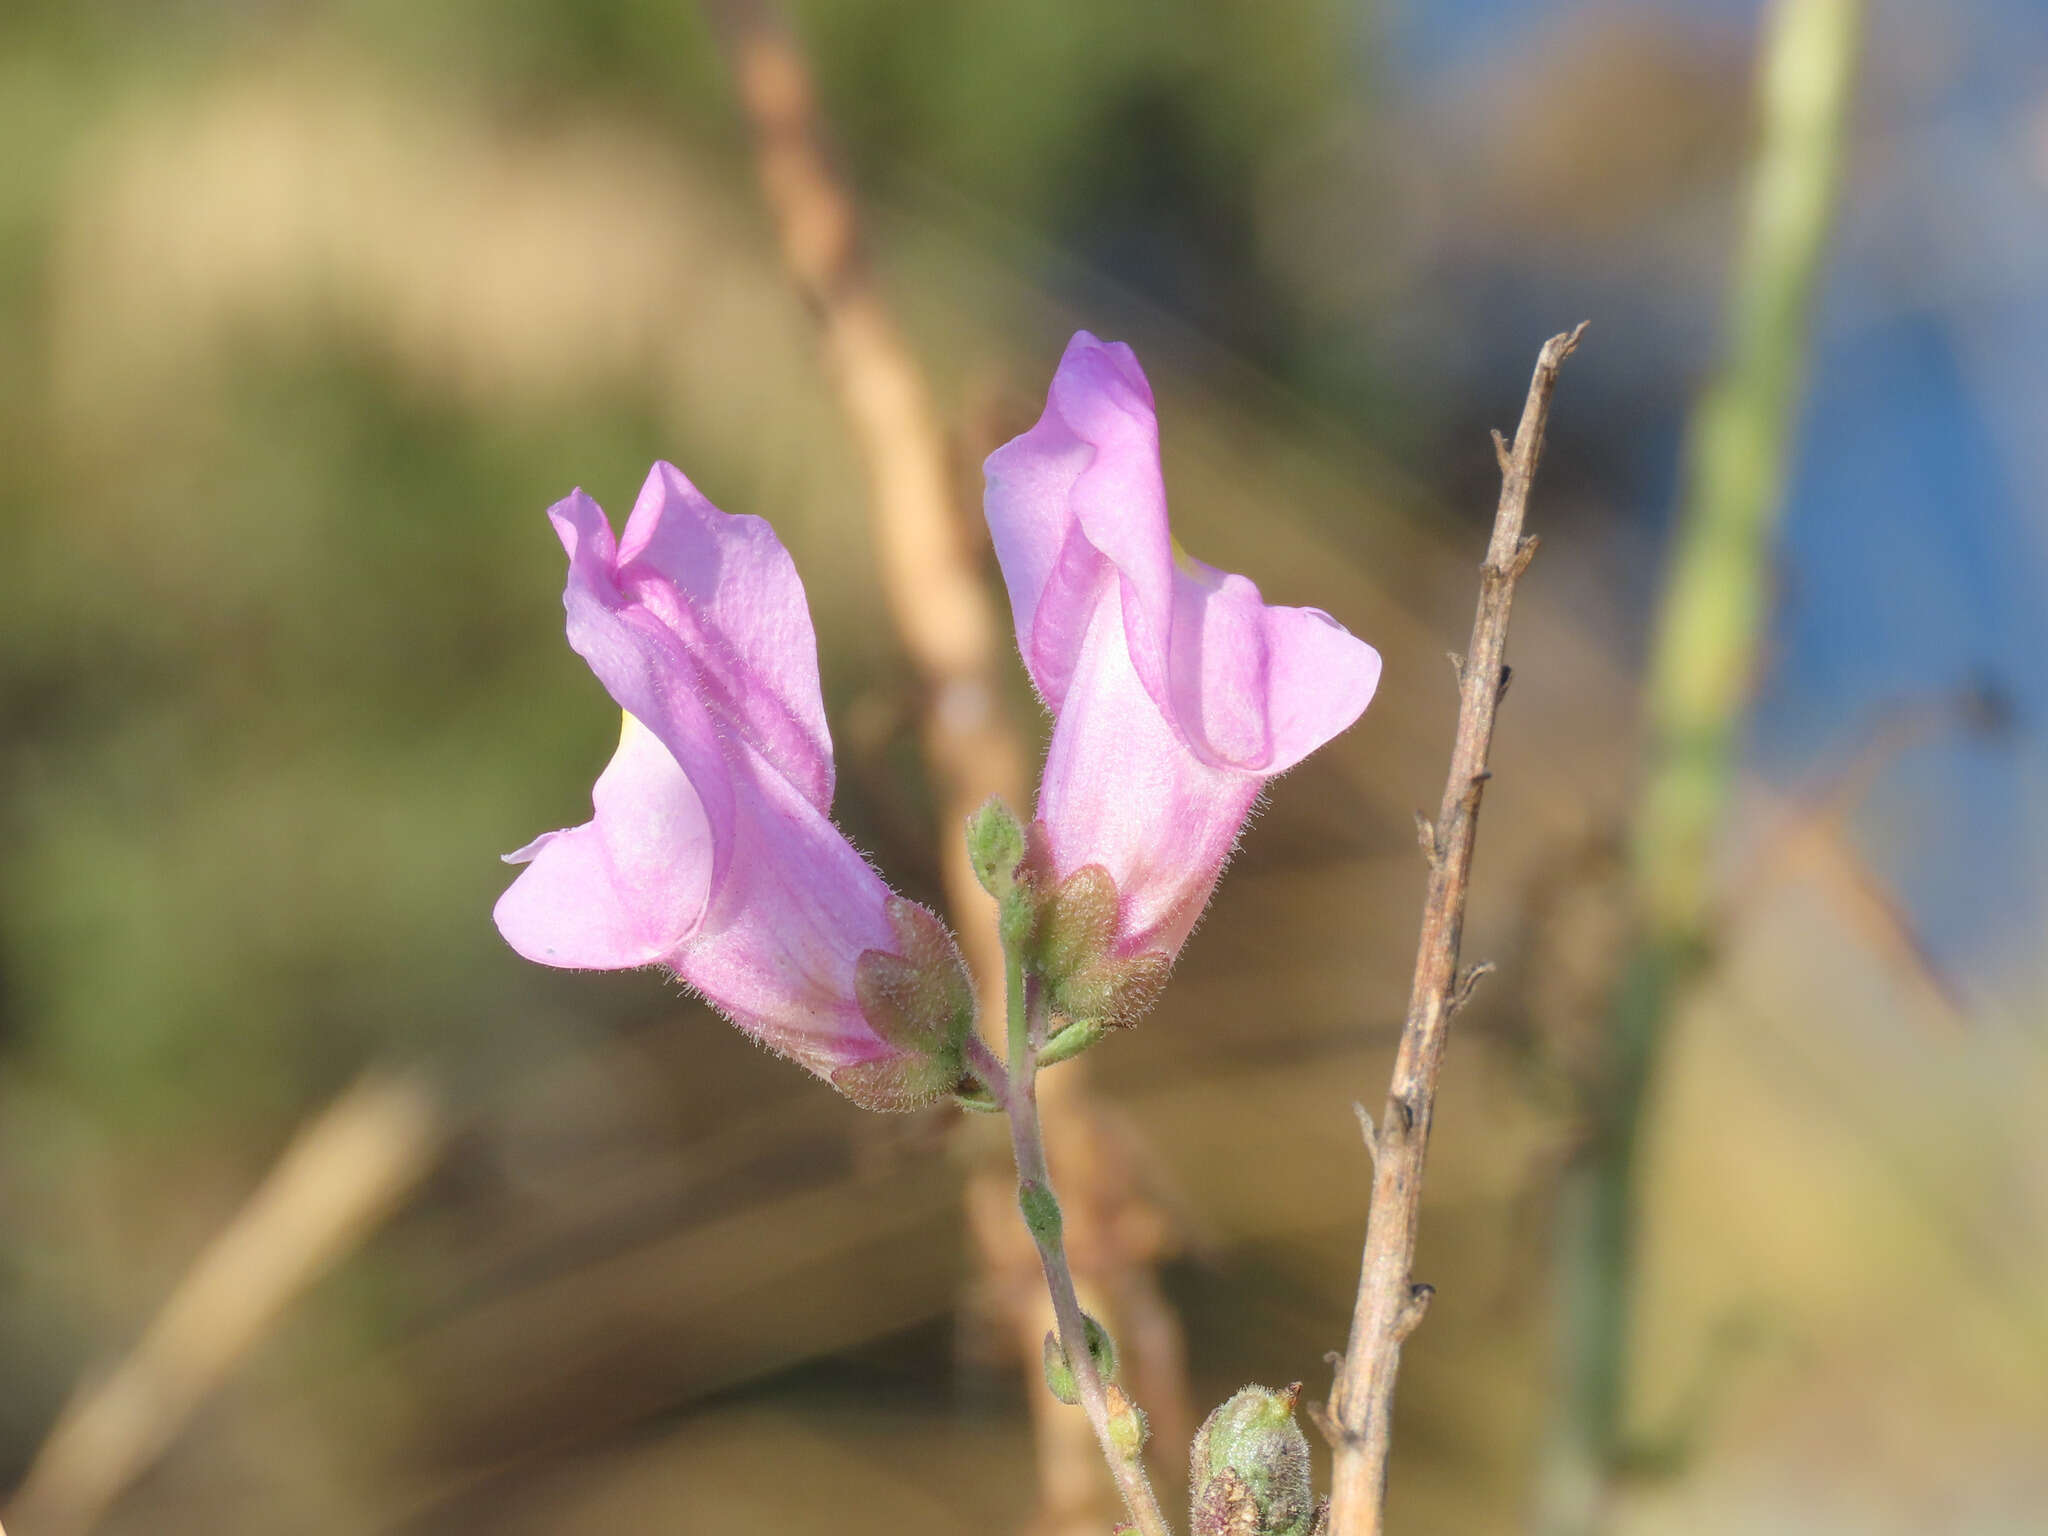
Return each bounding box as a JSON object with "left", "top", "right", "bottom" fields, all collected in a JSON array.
[
  {"left": 1006, "top": 942, "right": 1032, "bottom": 1077},
  {"left": 1536, "top": 2, "right": 1866, "bottom": 1530},
  {"left": 991, "top": 950, "right": 1176, "bottom": 1536}
]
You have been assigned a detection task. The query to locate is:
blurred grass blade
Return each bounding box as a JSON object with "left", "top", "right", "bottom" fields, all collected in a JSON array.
[{"left": 6, "top": 1069, "right": 443, "bottom": 1536}]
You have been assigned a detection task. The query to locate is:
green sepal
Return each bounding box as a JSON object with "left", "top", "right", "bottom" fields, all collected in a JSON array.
[
  {"left": 840, "top": 900, "right": 977, "bottom": 1114},
  {"left": 951, "top": 1083, "right": 1004, "bottom": 1114},
  {"left": 853, "top": 899, "right": 974, "bottom": 1058},
  {"left": 1048, "top": 949, "right": 1171, "bottom": 1032},
  {"left": 1037, "top": 1019, "right": 1106, "bottom": 1070},
  {"left": 830, "top": 1053, "right": 954, "bottom": 1112},
  {"left": 1039, "top": 864, "right": 1118, "bottom": 977},
  {"left": 1032, "top": 864, "right": 1172, "bottom": 1030}
]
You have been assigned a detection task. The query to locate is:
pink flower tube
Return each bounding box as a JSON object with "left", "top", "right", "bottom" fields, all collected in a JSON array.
[
  {"left": 495, "top": 463, "right": 971, "bottom": 1110},
  {"left": 985, "top": 333, "right": 1382, "bottom": 962}
]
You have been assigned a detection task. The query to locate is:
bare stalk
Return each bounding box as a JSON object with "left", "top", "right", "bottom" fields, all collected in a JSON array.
[{"left": 1325, "top": 327, "right": 1586, "bottom": 1536}]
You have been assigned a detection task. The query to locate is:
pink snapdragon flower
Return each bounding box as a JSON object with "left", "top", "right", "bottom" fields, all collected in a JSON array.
[
  {"left": 985, "top": 333, "right": 1381, "bottom": 960},
  {"left": 495, "top": 463, "right": 971, "bottom": 1110}
]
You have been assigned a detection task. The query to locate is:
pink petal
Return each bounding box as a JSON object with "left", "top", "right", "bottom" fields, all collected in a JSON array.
[
  {"left": 613, "top": 463, "right": 836, "bottom": 813},
  {"left": 494, "top": 713, "right": 714, "bottom": 968},
  {"left": 673, "top": 736, "right": 903, "bottom": 1077},
  {"left": 1036, "top": 592, "right": 1261, "bottom": 959},
  {"left": 990, "top": 332, "right": 1384, "bottom": 961},
  {"left": 1250, "top": 599, "right": 1382, "bottom": 774},
  {"left": 549, "top": 485, "right": 742, "bottom": 889},
  {"left": 503, "top": 473, "right": 931, "bottom": 1092},
  {"left": 984, "top": 333, "right": 1173, "bottom": 713},
  {"left": 1166, "top": 559, "right": 1382, "bottom": 773}
]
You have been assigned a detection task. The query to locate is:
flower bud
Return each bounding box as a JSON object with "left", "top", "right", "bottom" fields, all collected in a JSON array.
[
  {"left": 1037, "top": 1316, "right": 1118, "bottom": 1407},
  {"left": 1018, "top": 1179, "right": 1063, "bottom": 1245},
  {"left": 966, "top": 796, "right": 1028, "bottom": 898},
  {"left": 1190, "top": 1384, "right": 1326, "bottom": 1536},
  {"left": 1104, "top": 1382, "right": 1149, "bottom": 1460}
]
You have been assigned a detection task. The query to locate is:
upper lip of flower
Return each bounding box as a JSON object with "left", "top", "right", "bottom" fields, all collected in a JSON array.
[
  {"left": 985, "top": 329, "right": 1382, "bottom": 778},
  {"left": 498, "top": 461, "right": 870, "bottom": 974},
  {"left": 550, "top": 463, "right": 842, "bottom": 904}
]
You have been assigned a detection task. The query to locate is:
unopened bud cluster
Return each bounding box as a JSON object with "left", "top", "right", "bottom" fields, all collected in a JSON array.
[{"left": 1189, "top": 1384, "right": 1328, "bottom": 1536}]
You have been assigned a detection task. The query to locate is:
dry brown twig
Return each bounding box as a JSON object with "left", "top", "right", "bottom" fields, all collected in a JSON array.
[
  {"left": 5, "top": 1069, "right": 442, "bottom": 1536},
  {"left": 1323, "top": 326, "right": 1587, "bottom": 1536},
  {"left": 701, "top": 5, "right": 1191, "bottom": 1529},
  {"left": 701, "top": 0, "right": 1027, "bottom": 994}
]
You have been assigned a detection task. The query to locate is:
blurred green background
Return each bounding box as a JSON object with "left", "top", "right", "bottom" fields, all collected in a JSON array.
[{"left": 2, "top": 0, "right": 2043, "bottom": 1532}]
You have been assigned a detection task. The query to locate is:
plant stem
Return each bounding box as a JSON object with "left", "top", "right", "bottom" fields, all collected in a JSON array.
[
  {"left": 1006, "top": 939, "right": 1033, "bottom": 1073},
  {"left": 994, "top": 952, "right": 1176, "bottom": 1536},
  {"left": 709, "top": 9, "right": 1195, "bottom": 1507},
  {"left": 1324, "top": 326, "right": 1585, "bottom": 1536},
  {"left": 1535, "top": 3, "right": 1865, "bottom": 1531}
]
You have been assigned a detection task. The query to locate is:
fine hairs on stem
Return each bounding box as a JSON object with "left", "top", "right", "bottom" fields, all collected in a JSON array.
[
  {"left": 968, "top": 969, "right": 1179, "bottom": 1536},
  {"left": 1323, "top": 326, "right": 1587, "bottom": 1536}
]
